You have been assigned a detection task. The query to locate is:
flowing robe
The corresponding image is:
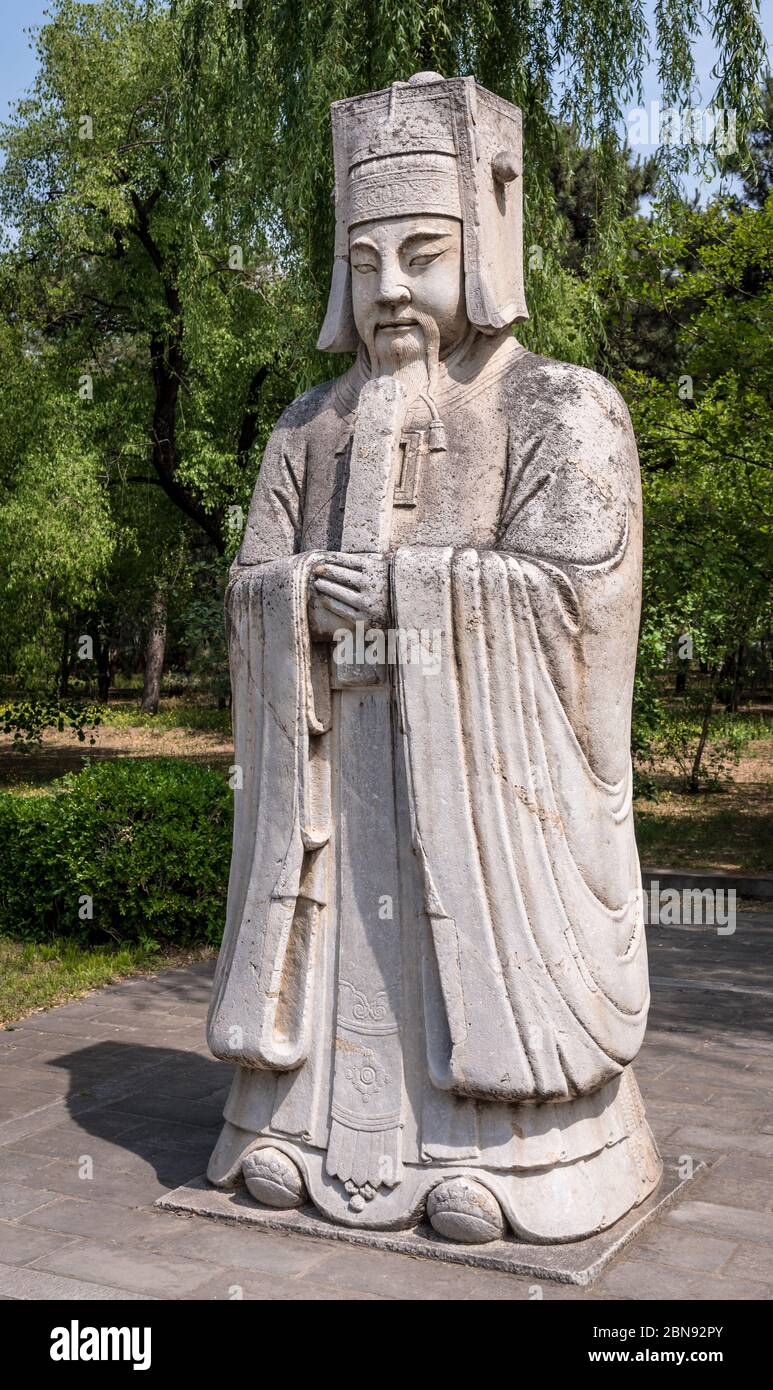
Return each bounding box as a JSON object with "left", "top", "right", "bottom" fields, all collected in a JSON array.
[{"left": 206, "top": 330, "right": 661, "bottom": 1239}]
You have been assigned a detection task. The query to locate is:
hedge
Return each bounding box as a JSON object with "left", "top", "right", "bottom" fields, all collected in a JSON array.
[{"left": 0, "top": 759, "right": 233, "bottom": 946}]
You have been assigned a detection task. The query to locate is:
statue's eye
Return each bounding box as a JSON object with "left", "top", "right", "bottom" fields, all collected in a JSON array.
[
  {"left": 409, "top": 251, "right": 442, "bottom": 268},
  {"left": 352, "top": 262, "right": 377, "bottom": 274}
]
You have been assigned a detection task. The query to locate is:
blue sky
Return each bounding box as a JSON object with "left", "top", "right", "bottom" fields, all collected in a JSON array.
[{"left": 1, "top": 0, "right": 771, "bottom": 201}]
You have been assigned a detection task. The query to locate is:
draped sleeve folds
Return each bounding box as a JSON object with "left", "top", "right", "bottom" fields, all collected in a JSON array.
[
  {"left": 207, "top": 356, "right": 650, "bottom": 1105},
  {"left": 207, "top": 391, "right": 332, "bottom": 1071}
]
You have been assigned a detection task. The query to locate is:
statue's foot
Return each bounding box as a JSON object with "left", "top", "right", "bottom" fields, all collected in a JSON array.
[
  {"left": 427, "top": 1177, "right": 505, "bottom": 1244},
  {"left": 242, "top": 1147, "right": 308, "bottom": 1210}
]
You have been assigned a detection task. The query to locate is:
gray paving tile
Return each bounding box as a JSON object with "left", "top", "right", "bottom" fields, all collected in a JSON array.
[
  {"left": 595, "top": 1257, "right": 771, "bottom": 1301},
  {"left": 28, "top": 1156, "right": 170, "bottom": 1205},
  {"left": 179, "top": 1267, "right": 381, "bottom": 1300},
  {"left": 296, "top": 1245, "right": 537, "bottom": 1301},
  {"left": 0, "top": 1069, "right": 70, "bottom": 1097},
  {"left": 645, "top": 1099, "right": 764, "bottom": 1137},
  {"left": 12, "top": 1121, "right": 150, "bottom": 1167},
  {"left": 688, "top": 1155, "right": 773, "bottom": 1212},
  {"left": 19, "top": 1197, "right": 183, "bottom": 1243},
  {"left": 0, "top": 1220, "right": 79, "bottom": 1266},
  {"left": 666, "top": 1200, "right": 773, "bottom": 1244},
  {"left": 30, "top": 1240, "right": 220, "bottom": 1297},
  {"left": 7, "top": 1007, "right": 104, "bottom": 1031},
  {"left": 142, "top": 1070, "right": 230, "bottom": 1101},
  {"left": 8, "top": 1016, "right": 134, "bottom": 1041},
  {"left": 0, "top": 1262, "right": 153, "bottom": 1300},
  {"left": 724, "top": 1243, "right": 773, "bottom": 1285},
  {"left": 102, "top": 1091, "right": 226, "bottom": 1128},
  {"left": 668, "top": 1126, "right": 773, "bottom": 1158},
  {"left": 0, "top": 1182, "right": 63, "bottom": 1220},
  {"left": 0, "top": 1097, "right": 68, "bottom": 1145},
  {"left": 119, "top": 1117, "right": 218, "bottom": 1155},
  {"left": 92, "top": 1008, "right": 205, "bottom": 1031},
  {"left": 0, "top": 1150, "right": 57, "bottom": 1185},
  {"left": 620, "top": 1224, "right": 738, "bottom": 1273},
  {"left": 140, "top": 1216, "right": 333, "bottom": 1277}
]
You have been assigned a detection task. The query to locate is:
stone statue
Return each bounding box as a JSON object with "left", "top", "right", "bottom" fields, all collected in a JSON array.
[{"left": 206, "top": 72, "right": 662, "bottom": 1245}]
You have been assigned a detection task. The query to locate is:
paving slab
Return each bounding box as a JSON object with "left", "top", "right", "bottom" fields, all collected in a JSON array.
[
  {"left": 617, "top": 1224, "right": 739, "bottom": 1274},
  {"left": 28, "top": 1240, "right": 221, "bottom": 1299},
  {"left": 19, "top": 1196, "right": 185, "bottom": 1242},
  {"left": 15, "top": 1156, "right": 172, "bottom": 1206},
  {"left": 0, "top": 1220, "right": 80, "bottom": 1266},
  {"left": 668, "top": 1126, "right": 773, "bottom": 1159},
  {"left": 592, "top": 1258, "right": 772, "bottom": 1301},
  {"left": 667, "top": 1200, "right": 773, "bottom": 1244},
  {"left": 179, "top": 1267, "right": 382, "bottom": 1301},
  {"left": 1, "top": 909, "right": 771, "bottom": 1300},
  {"left": 0, "top": 1262, "right": 154, "bottom": 1301},
  {"left": 0, "top": 1182, "right": 64, "bottom": 1221}
]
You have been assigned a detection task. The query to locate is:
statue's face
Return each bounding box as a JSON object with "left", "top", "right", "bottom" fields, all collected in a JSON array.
[{"left": 349, "top": 215, "right": 467, "bottom": 362}]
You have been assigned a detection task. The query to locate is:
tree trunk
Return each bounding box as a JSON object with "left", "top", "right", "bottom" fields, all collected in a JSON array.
[
  {"left": 95, "top": 637, "right": 112, "bottom": 702},
  {"left": 729, "top": 643, "right": 744, "bottom": 712},
  {"left": 140, "top": 589, "right": 167, "bottom": 714},
  {"left": 128, "top": 194, "right": 225, "bottom": 552},
  {"left": 689, "top": 689, "right": 714, "bottom": 792},
  {"left": 58, "top": 625, "right": 70, "bottom": 699}
]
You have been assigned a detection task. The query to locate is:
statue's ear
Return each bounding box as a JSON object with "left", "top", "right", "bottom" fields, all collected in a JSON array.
[{"left": 317, "top": 257, "right": 359, "bottom": 353}]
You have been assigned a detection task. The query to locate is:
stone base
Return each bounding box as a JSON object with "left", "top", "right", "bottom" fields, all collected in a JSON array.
[{"left": 156, "top": 1157, "right": 705, "bottom": 1286}]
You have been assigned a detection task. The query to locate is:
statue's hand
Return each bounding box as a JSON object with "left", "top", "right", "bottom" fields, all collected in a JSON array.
[
  {"left": 310, "top": 553, "right": 391, "bottom": 635},
  {"left": 307, "top": 587, "right": 352, "bottom": 642}
]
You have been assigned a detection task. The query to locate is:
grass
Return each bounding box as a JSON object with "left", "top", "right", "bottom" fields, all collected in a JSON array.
[
  {"left": 0, "top": 937, "right": 215, "bottom": 1027},
  {"left": 634, "top": 799, "right": 773, "bottom": 872},
  {"left": 103, "top": 702, "right": 230, "bottom": 734}
]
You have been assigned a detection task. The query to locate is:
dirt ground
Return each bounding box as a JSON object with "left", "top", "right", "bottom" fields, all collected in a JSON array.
[
  {"left": 634, "top": 737, "right": 773, "bottom": 873},
  {"left": 0, "top": 719, "right": 233, "bottom": 790}
]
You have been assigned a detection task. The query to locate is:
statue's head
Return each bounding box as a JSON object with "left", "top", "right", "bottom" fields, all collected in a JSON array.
[
  {"left": 318, "top": 73, "right": 528, "bottom": 362},
  {"left": 349, "top": 213, "right": 466, "bottom": 372}
]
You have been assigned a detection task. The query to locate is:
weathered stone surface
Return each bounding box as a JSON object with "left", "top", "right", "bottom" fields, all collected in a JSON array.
[
  {"left": 158, "top": 1159, "right": 699, "bottom": 1285},
  {"left": 426, "top": 1177, "right": 506, "bottom": 1244},
  {"left": 242, "top": 1149, "right": 308, "bottom": 1209},
  {"left": 204, "top": 70, "right": 662, "bottom": 1246}
]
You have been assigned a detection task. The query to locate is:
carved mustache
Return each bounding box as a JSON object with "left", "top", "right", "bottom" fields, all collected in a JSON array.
[{"left": 375, "top": 317, "right": 420, "bottom": 329}]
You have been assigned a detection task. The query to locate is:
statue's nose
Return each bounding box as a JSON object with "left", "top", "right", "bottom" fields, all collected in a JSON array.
[{"left": 376, "top": 274, "right": 410, "bottom": 308}]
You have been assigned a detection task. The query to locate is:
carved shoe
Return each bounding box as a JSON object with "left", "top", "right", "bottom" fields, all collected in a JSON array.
[
  {"left": 241, "top": 1147, "right": 308, "bottom": 1209},
  {"left": 427, "top": 1176, "right": 505, "bottom": 1244}
]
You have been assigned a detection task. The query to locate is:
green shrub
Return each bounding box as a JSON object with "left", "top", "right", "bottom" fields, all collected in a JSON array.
[{"left": 0, "top": 758, "right": 232, "bottom": 946}]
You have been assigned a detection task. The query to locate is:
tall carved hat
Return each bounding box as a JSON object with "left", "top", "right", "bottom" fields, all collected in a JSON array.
[{"left": 317, "top": 72, "right": 528, "bottom": 353}]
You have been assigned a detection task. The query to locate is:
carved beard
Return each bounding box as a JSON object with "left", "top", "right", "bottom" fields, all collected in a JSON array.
[{"left": 365, "top": 309, "right": 441, "bottom": 404}]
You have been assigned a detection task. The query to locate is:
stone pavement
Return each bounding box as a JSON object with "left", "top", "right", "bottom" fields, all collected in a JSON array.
[{"left": 0, "top": 911, "right": 772, "bottom": 1301}]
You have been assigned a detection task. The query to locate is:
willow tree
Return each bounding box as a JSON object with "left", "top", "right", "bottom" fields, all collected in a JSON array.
[
  {"left": 1, "top": 0, "right": 767, "bottom": 703},
  {"left": 0, "top": 0, "right": 292, "bottom": 701},
  {"left": 174, "top": 0, "right": 767, "bottom": 370}
]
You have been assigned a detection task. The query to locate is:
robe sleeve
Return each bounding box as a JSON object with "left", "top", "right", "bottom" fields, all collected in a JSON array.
[
  {"left": 207, "top": 395, "right": 331, "bottom": 1071},
  {"left": 392, "top": 359, "right": 649, "bottom": 1104},
  {"left": 232, "top": 399, "right": 310, "bottom": 567}
]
